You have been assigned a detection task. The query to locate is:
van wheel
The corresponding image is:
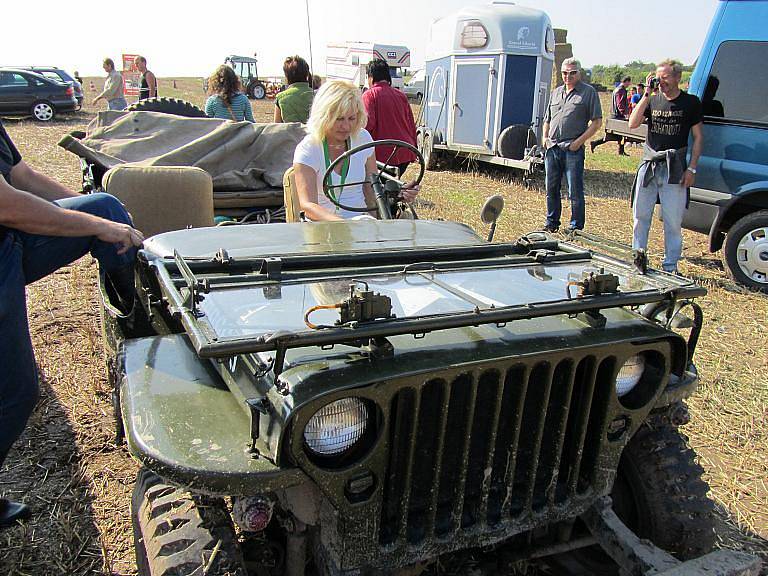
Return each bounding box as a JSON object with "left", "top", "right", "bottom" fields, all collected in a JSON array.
[
  {"left": 724, "top": 210, "right": 768, "bottom": 293},
  {"left": 31, "top": 101, "right": 55, "bottom": 122},
  {"left": 132, "top": 468, "right": 247, "bottom": 576}
]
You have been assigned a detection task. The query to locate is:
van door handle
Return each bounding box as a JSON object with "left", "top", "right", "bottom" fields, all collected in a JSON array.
[{"left": 454, "top": 102, "right": 463, "bottom": 116}]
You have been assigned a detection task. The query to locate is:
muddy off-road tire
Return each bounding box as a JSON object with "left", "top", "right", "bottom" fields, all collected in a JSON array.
[
  {"left": 549, "top": 421, "right": 715, "bottom": 575},
  {"left": 127, "top": 97, "right": 207, "bottom": 118},
  {"left": 132, "top": 468, "right": 247, "bottom": 576}
]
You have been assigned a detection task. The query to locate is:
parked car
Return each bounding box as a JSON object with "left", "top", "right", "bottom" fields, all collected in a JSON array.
[
  {"left": 15, "top": 66, "right": 84, "bottom": 108},
  {"left": 683, "top": 0, "right": 768, "bottom": 292},
  {"left": 404, "top": 68, "right": 425, "bottom": 100},
  {"left": 0, "top": 68, "right": 78, "bottom": 121}
]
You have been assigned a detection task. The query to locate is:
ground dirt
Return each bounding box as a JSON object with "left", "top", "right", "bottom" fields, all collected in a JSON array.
[{"left": 0, "top": 78, "right": 766, "bottom": 575}]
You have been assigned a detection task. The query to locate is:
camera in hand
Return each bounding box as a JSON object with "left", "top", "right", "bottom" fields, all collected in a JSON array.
[{"left": 649, "top": 77, "right": 659, "bottom": 90}]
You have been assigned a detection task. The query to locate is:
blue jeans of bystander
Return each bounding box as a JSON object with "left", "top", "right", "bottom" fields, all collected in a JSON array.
[
  {"left": 544, "top": 145, "right": 586, "bottom": 230},
  {"left": 632, "top": 163, "right": 687, "bottom": 272},
  {"left": 0, "top": 193, "right": 135, "bottom": 467}
]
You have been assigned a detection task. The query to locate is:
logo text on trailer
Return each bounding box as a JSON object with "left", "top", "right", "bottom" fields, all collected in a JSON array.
[{"left": 387, "top": 51, "right": 397, "bottom": 58}]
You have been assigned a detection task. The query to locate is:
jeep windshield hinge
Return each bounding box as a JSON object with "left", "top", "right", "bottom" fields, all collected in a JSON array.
[
  {"left": 174, "top": 250, "right": 209, "bottom": 318},
  {"left": 245, "top": 397, "right": 271, "bottom": 455}
]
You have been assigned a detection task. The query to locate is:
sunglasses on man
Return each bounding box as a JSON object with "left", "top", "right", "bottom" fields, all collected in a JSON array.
[{"left": 561, "top": 70, "right": 579, "bottom": 76}]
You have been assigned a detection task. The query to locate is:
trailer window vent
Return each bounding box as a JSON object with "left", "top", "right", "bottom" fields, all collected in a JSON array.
[{"left": 460, "top": 21, "right": 489, "bottom": 49}]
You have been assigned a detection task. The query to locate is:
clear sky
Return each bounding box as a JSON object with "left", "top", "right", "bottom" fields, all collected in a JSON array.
[{"left": 3, "top": 0, "right": 719, "bottom": 78}]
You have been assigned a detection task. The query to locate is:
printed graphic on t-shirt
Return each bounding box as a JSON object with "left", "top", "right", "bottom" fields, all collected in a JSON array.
[{"left": 650, "top": 108, "right": 685, "bottom": 137}]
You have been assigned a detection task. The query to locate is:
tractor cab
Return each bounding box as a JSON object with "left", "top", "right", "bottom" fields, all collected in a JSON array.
[{"left": 224, "top": 55, "right": 266, "bottom": 100}]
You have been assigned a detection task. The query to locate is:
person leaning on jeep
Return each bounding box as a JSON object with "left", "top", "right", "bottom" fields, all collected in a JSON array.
[
  {"left": 0, "top": 119, "right": 144, "bottom": 528},
  {"left": 628, "top": 59, "right": 703, "bottom": 275}
]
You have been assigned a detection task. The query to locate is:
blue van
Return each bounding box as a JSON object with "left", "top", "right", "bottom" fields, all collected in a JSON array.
[{"left": 685, "top": 0, "right": 768, "bottom": 292}]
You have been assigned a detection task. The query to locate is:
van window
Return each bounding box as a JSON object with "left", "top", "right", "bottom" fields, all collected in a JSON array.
[{"left": 703, "top": 40, "right": 768, "bottom": 125}]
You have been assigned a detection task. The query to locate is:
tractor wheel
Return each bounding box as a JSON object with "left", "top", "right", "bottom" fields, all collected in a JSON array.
[
  {"left": 548, "top": 420, "right": 715, "bottom": 575},
  {"left": 132, "top": 468, "right": 247, "bottom": 576},
  {"left": 127, "top": 97, "right": 207, "bottom": 118},
  {"left": 724, "top": 210, "right": 768, "bottom": 293},
  {"left": 249, "top": 82, "right": 266, "bottom": 100}
]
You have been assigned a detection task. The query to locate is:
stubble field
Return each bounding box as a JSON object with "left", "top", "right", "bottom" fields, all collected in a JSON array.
[{"left": 0, "top": 77, "right": 766, "bottom": 575}]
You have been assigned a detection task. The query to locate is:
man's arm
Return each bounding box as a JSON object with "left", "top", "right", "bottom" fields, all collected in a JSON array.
[
  {"left": 0, "top": 179, "right": 143, "bottom": 253},
  {"left": 569, "top": 117, "right": 602, "bottom": 151},
  {"left": 147, "top": 71, "right": 158, "bottom": 97},
  {"left": 10, "top": 160, "right": 80, "bottom": 200},
  {"left": 363, "top": 92, "right": 376, "bottom": 135},
  {"left": 682, "top": 122, "right": 703, "bottom": 188},
  {"left": 273, "top": 103, "right": 283, "bottom": 123},
  {"left": 629, "top": 72, "right": 655, "bottom": 129},
  {"left": 542, "top": 121, "right": 550, "bottom": 145}
]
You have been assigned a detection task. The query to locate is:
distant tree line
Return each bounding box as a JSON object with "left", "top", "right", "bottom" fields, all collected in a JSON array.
[{"left": 587, "top": 60, "right": 695, "bottom": 90}]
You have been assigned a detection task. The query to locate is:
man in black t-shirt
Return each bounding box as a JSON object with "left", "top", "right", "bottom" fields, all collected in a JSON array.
[
  {"left": 628, "top": 59, "right": 703, "bottom": 274},
  {"left": 0, "top": 120, "right": 144, "bottom": 528}
]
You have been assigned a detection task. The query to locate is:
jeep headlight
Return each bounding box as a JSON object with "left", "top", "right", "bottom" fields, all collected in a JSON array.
[
  {"left": 616, "top": 355, "right": 646, "bottom": 397},
  {"left": 304, "top": 398, "right": 368, "bottom": 456}
]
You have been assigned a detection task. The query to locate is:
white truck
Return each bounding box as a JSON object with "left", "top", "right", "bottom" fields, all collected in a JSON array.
[{"left": 326, "top": 42, "right": 410, "bottom": 90}]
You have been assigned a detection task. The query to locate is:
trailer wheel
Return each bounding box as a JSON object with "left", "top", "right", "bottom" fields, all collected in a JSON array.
[
  {"left": 419, "top": 131, "right": 439, "bottom": 171},
  {"left": 132, "top": 468, "right": 247, "bottom": 576},
  {"left": 127, "top": 97, "right": 207, "bottom": 118},
  {"left": 547, "top": 421, "right": 715, "bottom": 575},
  {"left": 497, "top": 124, "right": 530, "bottom": 160}
]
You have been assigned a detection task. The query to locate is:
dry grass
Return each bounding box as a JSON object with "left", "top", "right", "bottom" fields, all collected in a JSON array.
[{"left": 0, "top": 79, "right": 765, "bottom": 575}]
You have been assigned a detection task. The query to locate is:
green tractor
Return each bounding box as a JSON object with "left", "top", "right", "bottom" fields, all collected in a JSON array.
[{"left": 204, "top": 55, "right": 267, "bottom": 100}]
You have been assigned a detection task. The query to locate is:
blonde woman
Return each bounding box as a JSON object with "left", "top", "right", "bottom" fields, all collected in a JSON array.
[{"left": 292, "top": 80, "right": 378, "bottom": 221}]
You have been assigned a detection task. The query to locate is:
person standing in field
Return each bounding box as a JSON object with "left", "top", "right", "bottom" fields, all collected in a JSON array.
[
  {"left": 628, "top": 59, "right": 703, "bottom": 274},
  {"left": 92, "top": 58, "right": 127, "bottom": 111},
  {"left": 205, "top": 65, "right": 254, "bottom": 122},
  {"left": 542, "top": 57, "right": 603, "bottom": 232},
  {"left": 0, "top": 119, "right": 143, "bottom": 528},
  {"left": 362, "top": 59, "right": 417, "bottom": 178},
  {"left": 274, "top": 56, "right": 314, "bottom": 123},
  {"left": 135, "top": 56, "right": 157, "bottom": 100}
]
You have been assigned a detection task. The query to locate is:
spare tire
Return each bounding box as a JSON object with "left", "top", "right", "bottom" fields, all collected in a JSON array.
[
  {"left": 497, "top": 124, "right": 533, "bottom": 160},
  {"left": 126, "top": 97, "right": 207, "bottom": 118}
]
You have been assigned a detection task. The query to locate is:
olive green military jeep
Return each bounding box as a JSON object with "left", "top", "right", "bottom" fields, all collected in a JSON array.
[{"left": 100, "top": 141, "right": 761, "bottom": 576}]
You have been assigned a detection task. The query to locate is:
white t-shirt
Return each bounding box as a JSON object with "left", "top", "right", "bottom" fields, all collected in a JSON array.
[{"left": 293, "top": 129, "right": 374, "bottom": 219}]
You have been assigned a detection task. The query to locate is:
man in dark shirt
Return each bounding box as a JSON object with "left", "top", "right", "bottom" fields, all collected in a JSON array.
[
  {"left": 362, "top": 59, "right": 418, "bottom": 198},
  {"left": 0, "top": 120, "right": 143, "bottom": 527},
  {"left": 628, "top": 59, "right": 703, "bottom": 274},
  {"left": 590, "top": 75, "right": 632, "bottom": 155},
  {"left": 542, "top": 57, "right": 603, "bottom": 232}
]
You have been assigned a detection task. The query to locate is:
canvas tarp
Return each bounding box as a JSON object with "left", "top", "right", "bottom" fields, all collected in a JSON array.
[{"left": 59, "top": 110, "right": 306, "bottom": 192}]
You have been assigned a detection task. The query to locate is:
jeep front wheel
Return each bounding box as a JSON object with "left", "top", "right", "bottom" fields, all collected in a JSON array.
[
  {"left": 549, "top": 420, "right": 715, "bottom": 574},
  {"left": 724, "top": 210, "right": 768, "bottom": 293},
  {"left": 132, "top": 468, "right": 247, "bottom": 576}
]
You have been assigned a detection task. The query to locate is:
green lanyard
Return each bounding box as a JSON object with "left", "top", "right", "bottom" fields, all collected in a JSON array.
[{"left": 322, "top": 138, "right": 350, "bottom": 205}]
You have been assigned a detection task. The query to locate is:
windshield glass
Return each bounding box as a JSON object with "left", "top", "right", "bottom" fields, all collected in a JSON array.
[{"left": 197, "top": 261, "right": 673, "bottom": 339}]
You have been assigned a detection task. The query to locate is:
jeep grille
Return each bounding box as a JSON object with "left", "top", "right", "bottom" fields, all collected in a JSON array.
[{"left": 379, "top": 355, "right": 614, "bottom": 546}]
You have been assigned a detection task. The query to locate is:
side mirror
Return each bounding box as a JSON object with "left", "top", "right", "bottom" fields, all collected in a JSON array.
[{"left": 480, "top": 195, "right": 504, "bottom": 242}]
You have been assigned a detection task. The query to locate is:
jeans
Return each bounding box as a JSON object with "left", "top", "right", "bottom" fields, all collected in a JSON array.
[
  {"left": 0, "top": 193, "right": 135, "bottom": 468},
  {"left": 108, "top": 97, "right": 128, "bottom": 111},
  {"left": 545, "top": 145, "right": 586, "bottom": 230},
  {"left": 632, "top": 163, "right": 687, "bottom": 272}
]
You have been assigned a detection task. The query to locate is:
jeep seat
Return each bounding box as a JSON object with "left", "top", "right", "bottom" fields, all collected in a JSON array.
[
  {"left": 282, "top": 166, "right": 302, "bottom": 223},
  {"left": 102, "top": 165, "right": 214, "bottom": 237}
]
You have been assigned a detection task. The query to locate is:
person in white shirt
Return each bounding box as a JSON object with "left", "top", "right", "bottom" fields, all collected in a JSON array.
[{"left": 292, "top": 80, "right": 379, "bottom": 220}]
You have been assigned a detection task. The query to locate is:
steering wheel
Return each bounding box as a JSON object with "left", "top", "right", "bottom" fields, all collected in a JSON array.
[{"left": 321, "top": 139, "right": 425, "bottom": 214}]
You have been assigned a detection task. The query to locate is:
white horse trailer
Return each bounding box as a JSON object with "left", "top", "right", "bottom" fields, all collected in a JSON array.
[{"left": 418, "top": 2, "right": 555, "bottom": 175}]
